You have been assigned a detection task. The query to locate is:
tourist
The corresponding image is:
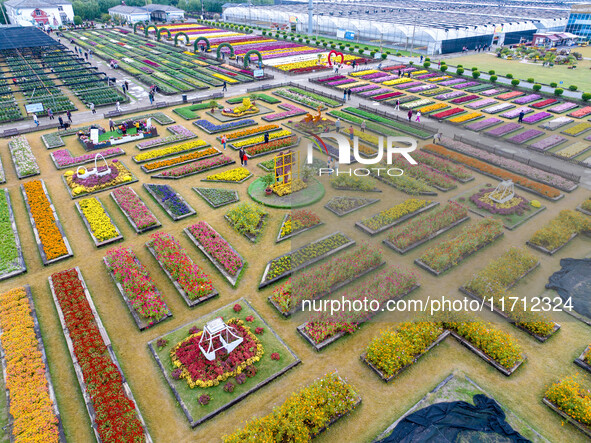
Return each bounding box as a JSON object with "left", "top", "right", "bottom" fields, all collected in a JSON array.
[
  {"left": 221, "top": 134, "right": 227, "bottom": 150},
  {"left": 349, "top": 125, "right": 354, "bottom": 141},
  {"left": 124, "top": 80, "right": 129, "bottom": 92},
  {"left": 347, "top": 88, "right": 352, "bottom": 100},
  {"left": 335, "top": 118, "right": 341, "bottom": 133},
  {"left": 361, "top": 120, "right": 366, "bottom": 132},
  {"left": 149, "top": 92, "right": 154, "bottom": 104},
  {"left": 116, "top": 101, "right": 121, "bottom": 112},
  {"left": 239, "top": 147, "right": 245, "bottom": 166},
  {"left": 415, "top": 111, "right": 421, "bottom": 122},
  {"left": 395, "top": 99, "right": 400, "bottom": 111},
  {"left": 352, "top": 60, "right": 356, "bottom": 70},
  {"left": 58, "top": 116, "right": 64, "bottom": 128},
  {"left": 420, "top": 55, "right": 423, "bottom": 63},
  {"left": 327, "top": 156, "right": 332, "bottom": 174},
  {"left": 433, "top": 130, "right": 442, "bottom": 144},
  {"left": 109, "top": 118, "right": 114, "bottom": 132},
  {"left": 264, "top": 132, "right": 269, "bottom": 144},
  {"left": 333, "top": 159, "right": 339, "bottom": 173},
  {"left": 518, "top": 110, "right": 525, "bottom": 123},
  {"left": 66, "top": 110, "right": 72, "bottom": 122},
  {"left": 47, "top": 108, "right": 54, "bottom": 120},
  {"left": 90, "top": 102, "right": 96, "bottom": 114},
  {"left": 243, "top": 152, "right": 248, "bottom": 166},
  {"left": 343, "top": 89, "right": 347, "bottom": 101},
  {"left": 33, "top": 113, "right": 39, "bottom": 127},
  {"left": 408, "top": 109, "right": 413, "bottom": 121},
  {"left": 222, "top": 81, "right": 227, "bottom": 92},
  {"left": 84, "top": 52, "right": 88, "bottom": 60},
  {"left": 397, "top": 69, "right": 401, "bottom": 77}
]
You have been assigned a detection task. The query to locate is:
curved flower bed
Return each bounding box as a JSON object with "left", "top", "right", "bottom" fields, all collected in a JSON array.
[
  {"left": 105, "top": 247, "right": 171, "bottom": 327},
  {"left": 49, "top": 268, "right": 147, "bottom": 442},
  {"left": 529, "top": 210, "right": 591, "bottom": 252},
  {"left": 0, "top": 286, "right": 61, "bottom": 442},
  {"left": 133, "top": 139, "right": 208, "bottom": 163},
  {"left": 155, "top": 154, "right": 233, "bottom": 179},
  {"left": 111, "top": 187, "right": 160, "bottom": 233},
  {"left": 64, "top": 160, "right": 135, "bottom": 197},
  {"left": 52, "top": 147, "right": 124, "bottom": 169}
]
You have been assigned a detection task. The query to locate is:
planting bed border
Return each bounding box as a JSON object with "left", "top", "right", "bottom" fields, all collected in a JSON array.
[
  {"left": 526, "top": 233, "right": 578, "bottom": 256},
  {"left": 110, "top": 188, "right": 162, "bottom": 234},
  {"left": 276, "top": 212, "right": 323, "bottom": 243},
  {"left": 134, "top": 128, "right": 198, "bottom": 151},
  {"left": 226, "top": 132, "right": 290, "bottom": 150},
  {"left": 0, "top": 285, "right": 66, "bottom": 442},
  {"left": 324, "top": 196, "right": 380, "bottom": 217},
  {"left": 132, "top": 143, "right": 211, "bottom": 164},
  {"left": 147, "top": 298, "right": 301, "bottom": 428},
  {"left": 152, "top": 159, "right": 236, "bottom": 180},
  {"left": 543, "top": 398, "right": 591, "bottom": 439},
  {"left": 10, "top": 148, "right": 40, "bottom": 180},
  {"left": 355, "top": 201, "right": 439, "bottom": 236},
  {"left": 414, "top": 232, "right": 504, "bottom": 276},
  {"left": 0, "top": 189, "right": 26, "bottom": 281},
  {"left": 184, "top": 223, "right": 246, "bottom": 287},
  {"left": 74, "top": 199, "right": 123, "bottom": 248},
  {"left": 21, "top": 180, "right": 74, "bottom": 266},
  {"left": 146, "top": 244, "right": 219, "bottom": 308},
  {"left": 48, "top": 267, "right": 153, "bottom": 443},
  {"left": 259, "top": 231, "right": 356, "bottom": 289},
  {"left": 267, "top": 261, "right": 386, "bottom": 318},
  {"left": 574, "top": 346, "right": 591, "bottom": 374},
  {"left": 296, "top": 284, "right": 420, "bottom": 351},
  {"left": 193, "top": 187, "right": 239, "bottom": 208},
  {"left": 383, "top": 216, "right": 470, "bottom": 255},
  {"left": 61, "top": 161, "right": 139, "bottom": 200},
  {"left": 143, "top": 184, "right": 196, "bottom": 221},
  {"left": 576, "top": 205, "right": 591, "bottom": 217},
  {"left": 141, "top": 149, "right": 221, "bottom": 174}
]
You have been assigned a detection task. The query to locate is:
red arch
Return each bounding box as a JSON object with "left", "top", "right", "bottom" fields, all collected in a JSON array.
[{"left": 327, "top": 51, "right": 344, "bottom": 67}]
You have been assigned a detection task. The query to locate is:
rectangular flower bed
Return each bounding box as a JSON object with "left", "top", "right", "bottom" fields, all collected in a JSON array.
[
  {"left": 540, "top": 117, "right": 573, "bottom": 130},
  {"left": 9, "top": 136, "right": 40, "bottom": 179},
  {"left": 506, "top": 129, "right": 544, "bottom": 144},
  {"left": 500, "top": 107, "right": 532, "bottom": 119},
  {"left": 522, "top": 111, "right": 552, "bottom": 124},
  {"left": 482, "top": 102, "right": 514, "bottom": 114},
  {"left": 48, "top": 268, "right": 152, "bottom": 443},
  {"left": 574, "top": 346, "right": 591, "bottom": 374},
  {"left": 371, "top": 91, "right": 404, "bottom": 101},
  {"left": 110, "top": 186, "right": 161, "bottom": 234},
  {"left": 449, "top": 112, "right": 483, "bottom": 124},
  {"left": 259, "top": 232, "right": 355, "bottom": 289},
  {"left": 185, "top": 221, "right": 245, "bottom": 287},
  {"left": 193, "top": 118, "right": 257, "bottom": 134},
  {"left": 225, "top": 202, "right": 268, "bottom": 243},
  {"left": 555, "top": 141, "right": 591, "bottom": 159},
  {"left": 548, "top": 102, "right": 578, "bottom": 113},
  {"left": 262, "top": 103, "right": 307, "bottom": 122},
  {"left": 417, "top": 103, "right": 448, "bottom": 114},
  {"left": 466, "top": 98, "right": 497, "bottom": 109},
  {"left": 135, "top": 125, "right": 197, "bottom": 150},
  {"left": 432, "top": 108, "right": 464, "bottom": 119},
  {"left": 450, "top": 94, "right": 479, "bottom": 104},
  {"left": 400, "top": 98, "right": 433, "bottom": 110},
  {"left": 51, "top": 147, "right": 124, "bottom": 170},
  {"left": 342, "top": 107, "right": 432, "bottom": 139},
  {"left": 104, "top": 247, "right": 172, "bottom": 330},
  {"left": 193, "top": 187, "right": 239, "bottom": 208},
  {"left": 370, "top": 170, "right": 438, "bottom": 195},
  {"left": 530, "top": 134, "right": 567, "bottom": 151},
  {"left": 0, "top": 190, "right": 26, "bottom": 281},
  {"left": 415, "top": 218, "right": 504, "bottom": 276},
  {"left": 452, "top": 81, "right": 480, "bottom": 89},
  {"left": 407, "top": 84, "right": 438, "bottom": 93},
  {"left": 395, "top": 81, "right": 423, "bottom": 90},
  {"left": 219, "top": 124, "right": 281, "bottom": 142},
  {"left": 62, "top": 160, "right": 138, "bottom": 199},
  {"left": 413, "top": 151, "right": 474, "bottom": 183},
  {"left": 0, "top": 286, "right": 64, "bottom": 442},
  {"left": 141, "top": 147, "right": 221, "bottom": 174},
  {"left": 561, "top": 122, "right": 591, "bottom": 137},
  {"left": 228, "top": 130, "right": 292, "bottom": 150},
  {"left": 21, "top": 180, "right": 73, "bottom": 266},
  {"left": 324, "top": 196, "right": 380, "bottom": 217},
  {"left": 480, "top": 88, "right": 507, "bottom": 96},
  {"left": 276, "top": 210, "right": 323, "bottom": 242},
  {"left": 513, "top": 94, "right": 541, "bottom": 104},
  {"left": 133, "top": 140, "right": 210, "bottom": 163},
  {"left": 497, "top": 91, "right": 525, "bottom": 100},
  {"left": 465, "top": 117, "right": 502, "bottom": 131},
  {"left": 146, "top": 231, "right": 218, "bottom": 307},
  {"left": 568, "top": 106, "right": 591, "bottom": 118},
  {"left": 144, "top": 184, "right": 196, "bottom": 221},
  {"left": 421, "top": 87, "right": 451, "bottom": 96},
  {"left": 439, "top": 79, "right": 466, "bottom": 86},
  {"left": 531, "top": 98, "right": 557, "bottom": 108},
  {"left": 527, "top": 210, "right": 590, "bottom": 255},
  {"left": 434, "top": 91, "right": 465, "bottom": 100},
  {"left": 356, "top": 199, "right": 438, "bottom": 236},
  {"left": 485, "top": 122, "right": 523, "bottom": 137},
  {"left": 202, "top": 167, "right": 252, "bottom": 184},
  {"left": 544, "top": 377, "right": 591, "bottom": 438},
  {"left": 75, "top": 197, "right": 123, "bottom": 247},
  {"left": 243, "top": 136, "right": 300, "bottom": 158},
  {"left": 151, "top": 155, "right": 234, "bottom": 180},
  {"left": 148, "top": 299, "right": 301, "bottom": 428},
  {"left": 384, "top": 202, "right": 469, "bottom": 254}
]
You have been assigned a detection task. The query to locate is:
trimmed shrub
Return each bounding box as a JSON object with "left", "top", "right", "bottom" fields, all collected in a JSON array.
[
  {"left": 456, "top": 67, "right": 465, "bottom": 75},
  {"left": 358, "top": 48, "right": 364, "bottom": 54},
  {"left": 472, "top": 71, "right": 480, "bottom": 79},
  {"left": 381, "top": 53, "right": 388, "bottom": 60},
  {"left": 569, "top": 85, "right": 578, "bottom": 91},
  {"left": 506, "top": 73, "right": 513, "bottom": 79},
  {"left": 532, "top": 84, "right": 542, "bottom": 91},
  {"left": 554, "top": 88, "right": 564, "bottom": 96},
  {"left": 550, "top": 82, "right": 557, "bottom": 88},
  {"left": 490, "top": 75, "right": 498, "bottom": 82},
  {"left": 511, "top": 79, "right": 520, "bottom": 86},
  {"left": 440, "top": 65, "right": 448, "bottom": 72},
  {"left": 527, "top": 77, "right": 534, "bottom": 83},
  {"left": 488, "top": 69, "right": 495, "bottom": 75},
  {"left": 423, "top": 61, "right": 431, "bottom": 68},
  {"left": 471, "top": 67, "right": 478, "bottom": 71},
  {"left": 582, "top": 93, "right": 591, "bottom": 102}
]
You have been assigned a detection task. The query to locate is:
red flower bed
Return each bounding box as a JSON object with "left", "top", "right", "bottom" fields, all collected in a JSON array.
[
  {"left": 569, "top": 106, "right": 591, "bottom": 118},
  {"left": 450, "top": 94, "right": 479, "bottom": 104},
  {"left": 289, "top": 65, "right": 329, "bottom": 74},
  {"left": 432, "top": 108, "right": 464, "bottom": 119},
  {"left": 372, "top": 92, "right": 403, "bottom": 101},
  {"left": 531, "top": 99, "right": 557, "bottom": 108},
  {"left": 383, "top": 64, "right": 406, "bottom": 71},
  {"left": 171, "top": 319, "right": 262, "bottom": 388},
  {"left": 51, "top": 269, "right": 145, "bottom": 442}
]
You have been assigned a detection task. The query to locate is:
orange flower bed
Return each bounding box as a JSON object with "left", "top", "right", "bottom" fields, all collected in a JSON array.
[
  {"left": 143, "top": 147, "right": 219, "bottom": 171},
  {"left": 423, "top": 144, "right": 561, "bottom": 198},
  {"left": 0, "top": 287, "right": 60, "bottom": 441},
  {"left": 22, "top": 180, "right": 69, "bottom": 259}
]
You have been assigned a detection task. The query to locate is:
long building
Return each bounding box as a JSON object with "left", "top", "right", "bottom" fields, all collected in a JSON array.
[{"left": 223, "top": 0, "right": 570, "bottom": 54}]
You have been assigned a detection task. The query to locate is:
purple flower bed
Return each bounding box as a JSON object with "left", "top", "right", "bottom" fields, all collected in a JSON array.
[
  {"left": 263, "top": 103, "right": 306, "bottom": 122},
  {"left": 52, "top": 148, "right": 124, "bottom": 168},
  {"left": 359, "top": 72, "right": 389, "bottom": 80},
  {"left": 143, "top": 59, "right": 160, "bottom": 67},
  {"left": 522, "top": 112, "right": 552, "bottom": 124},
  {"left": 586, "top": 134, "right": 591, "bottom": 141},
  {"left": 435, "top": 91, "right": 466, "bottom": 100},
  {"left": 506, "top": 129, "right": 544, "bottom": 144},
  {"left": 415, "top": 73, "right": 440, "bottom": 79},
  {"left": 480, "top": 89, "right": 506, "bottom": 96},
  {"left": 439, "top": 79, "right": 465, "bottom": 86},
  {"left": 486, "top": 123, "right": 523, "bottom": 136},
  {"left": 194, "top": 119, "right": 256, "bottom": 133},
  {"left": 530, "top": 135, "right": 568, "bottom": 151},
  {"left": 451, "top": 82, "right": 480, "bottom": 89},
  {"left": 117, "top": 29, "right": 130, "bottom": 34},
  {"left": 407, "top": 84, "right": 438, "bottom": 93},
  {"left": 466, "top": 99, "right": 496, "bottom": 109},
  {"left": 350, "top": 85, "right": 380, "bottom": 93},
  {"left": 360, "top": 87, "right": 390, "bottom": 97},
  {"left": 73, "top": 163, "right": 121, "bottom": 188},
  {"left": 465, "top": 117, "right": 502, "bottom": 131},
  {"left": 326, "top": 79, "right": 356, "bottom": 86},
  {"left": 396, "top": 81, "right": 423, "bottom": 89},
  {"left": 317, "top": 75, "right": 346, "bottom": 82},
  {"left": 513, "top": 94, "right": 541, "bottom": 104},
  {"left": 470, "top": 187, "right": 529, "bottom": 215},
  {"left": 146, "top": 43, "right": 155, "bottom": 48},
  {"left": 401, "top": 67, "right": 416, "bottom": 72},
  {"left": 548, "top": 102, "right": 578, "bottom": 113},
  {"left": 500, "top": 107, "right": 532, "bottom": 119},
  {"left": 375, "top": 75, "right": 399, "bottom": 83},
  {"left": 450, "top": 94, "right": 479, "bottom": 104}
]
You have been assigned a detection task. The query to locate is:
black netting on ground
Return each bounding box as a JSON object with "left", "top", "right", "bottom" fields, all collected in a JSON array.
[
  {"left": 546, "top": 258, "right": 591, "bottom": 319},
  {"left": 379, "top": 394, "right": 530, "bottom": 443},
  {"left": 0, "top": 27, "right": 59, "bottom": 51}
]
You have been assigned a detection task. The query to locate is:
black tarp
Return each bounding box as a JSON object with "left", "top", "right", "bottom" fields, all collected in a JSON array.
[
  {"left": 546, "top": 258, "right": 591, "bottom": 319},
  {"left": 379, "top": 394, "right": 530, "bottom": 443},
  {"left": 0, "top": 27, "right": 59, "bottom": 51}
]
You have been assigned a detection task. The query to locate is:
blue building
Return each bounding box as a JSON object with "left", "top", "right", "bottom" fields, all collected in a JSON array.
[{"left": 565, "top": 4, "right": 591, "bottom": 40}]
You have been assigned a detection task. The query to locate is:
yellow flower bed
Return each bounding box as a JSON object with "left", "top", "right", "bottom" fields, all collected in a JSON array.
[
  {"left": 449, "top": 112, "right": 482, "bottom": 123},
  {"left": 555, "top": 141, "right": 590, "bottom": 158},
  {"left": 226, "top": 124, "right": 280, "bottom": 140},
  {"left": 427, "top": 76, "right": 452, "bottom": 82},
  {"left": 271, "top": 179, "right": 307, "bottom": 196},
  {"left": 350, "top": 69, "right": 379, "bottom": 77},
  {"left": 412, "top": 70, "right": 428, "bottom": 75},
  {"left": 79, "top": 197, "right": 119, "bottom": 242},
  {"left": 132, "top": 139, "right": 208, "bottom": 163},
  {"left": 0, "top": 287, "right": 60, "bottom": 442},
  {"left": 275, "top": 54, "right": 360, "bottom": 71},
  {"left": 335, "top": 82, "right": 365, "bottom": 89},
  {"left": 383, "top": 77, "right": 413, "bottom": 86},
  {"left": 232, "top": 130, "right": 292, "bottom": 148},
  {"left": 211, "top": 73, "right": 238, "bottom": 83},
  {"left": 205, "top": 167, "right": 251, "bottom": 182},
  {"left": 419, "top": 103, "right": 447, "bottom": 113},
  {"left": 562, "top": 122, "right": 591, "bottom": 136},
  {"left": 545, "top": 376, "right": 591, "bottom": 425}
]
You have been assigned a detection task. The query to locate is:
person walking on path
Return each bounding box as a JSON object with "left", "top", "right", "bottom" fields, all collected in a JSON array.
[
  {"left": 327, "top": 156, "right": 333, "bottom": 175},
  {"left": 90, "top": 102, "right": 95, "bottom": 114},
  {"left": 335, "top": 118, "right": 341, "bottom": 133},
  {"left": 109, "top": 118, "right": 115, "bottom": 132},
  {"left": 347, "top": 88, "right": 352, "bottom": 100},
  {"left": 349, "top": 125, "right": 354, "bottom": 141},
  {"left": 116, "top": 101, "right": 121, "bottom": 112},
  {"left": 84, "top": 52, "right": 88, "bottom": 60},
  {"left": 264, "top": 132, "right": 269, "bottom": 144},
  {"left": 221, "top": 134, "right": 227, "bottom": 150},
  {"left": 243, "top": 152, "right": 248, "bottom": 166},
  {"left": 395, "top": 99, "right": 400, "bottom": 111},
  {"left": 518, "top": 110, "right": 525, "bottom": 123},
  {"left": 433, "top": 130, "right": 442, "bottom": 144},
  {"left": 66, "top": 110, "right": 72, "bottom": 122},
  {"left": 149, "top": 92, "right": 154, "bottom": 104},
  {"left": 124, "top": 80, "right": 129, "bottom": 92},
  {"left": 222, "top": 81, "right": 227, "bottom": 92},
  {"left": 415, "top": 111, "right": 421, "bottom": 122},
  {"left": 58, "top": 116, "right": 64, "bottom": 128},
  {"left": 47, "top": 108, "right": 54, "bottom": 120},
  {"left": 361, "top": 120, "right": 366, "bottom": 132},
  {"left": 33, "top": 113, "right": 39, "bottom": 127},
  {"left": 408, "top": 109, "right": 413, "bottom": 121},
  {"left": 239, "top": 147, "right": 245, "bottom": 166},
  {"left": 420, "top": 55, "right": 423, "bottom": 63},
  {"left": 343, "top": 89, "right": 347, "bottom": 101}
]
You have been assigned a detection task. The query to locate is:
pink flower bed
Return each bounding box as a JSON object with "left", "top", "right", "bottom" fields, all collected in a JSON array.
[
  {"left": 326, "top": 79, "right": 356, "bottom": 86},
  {"left": 513, "top": 94, "right": 541, "bottom": 104},
  {"left": 531, "top": 99, "right": 557, "bottom": 108},
  {"left": 143, "top": 59, "right": 160, "bottom": 67},
  {"left": 317, "top": 75, "right": 345, "bottom": 82},
  {"left": 451, "top": 82, "right": 480, "bottom": 89},
  {"left": 480, "top": 89, "right": 506, "bottom": 96},
  {"left": 360, "top": 88, "right": 390, "bottom": 97},
  {"left": 522, "top": 112, "right": 552, "bottom": 124},
  {"left": 407, "top": 84, "right": 438, "bottom": 93},
  {"left": 466, "top": 98, "right": 496, "bottom": 109},
  {"left": 359, "top": 72, "right": 389, "bottom": 80},
  {"left": 435, "top": 91, "right": 465, "bottom": 100},
  {"left": 500, "top": 107, "right": 532, "bottom": 119},
  {"left": 548, "top": 102, "right": 578, "bottom": 113},
  {"left": 415, "top": 73, "right": 440, "bottom": 79},
  {"left": 568, "top": 106, "right": 591, "bottom": 118},
  {"left": 465, "top": 117, "right": 502, "bottom": 131},
  {"left": 263, "top": 103, "right": 306, "bottom": 122},
  {"left": 52, "top": 147, "right": 124, "bottom": 167},
  {"left": 497, "top": 91, "right": 524, "bottom": 100},
  {"left": 187, "top": 221, "right": 243, "bottom": 276},
  {"left": 432, "top": 108, "right": 464, "bottom": 119},
  {"left": 530, "top": 135, "right": 567, "bottom": 151},
  {"left": 375, "top": 75, "right": 399, "bottom": 83},
  {"left": 395, "top": 81, "right": 423, "bottom": 89},
  {"left": 159, "top": 155, "right": 233, "bottom": 178},
  {"left": 506, "top": 129, "right": 544, "bottom": 144},
  {"left": 372, "top": 92, "right": 403, "bottom": 101},
  {"left": 439, "top": 79, "right": 465, "bottom": 86},
  {"left": 450, "top": 94, "right": 479, "bottom": 104},
  {"left": 112, "top": 187, "right": 159, "bottom": 230},
  {"left": 486, "top": 123, "right": 523, "bottom": 136}
]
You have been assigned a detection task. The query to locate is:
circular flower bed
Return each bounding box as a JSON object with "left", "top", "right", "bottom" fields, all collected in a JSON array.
[{"left": 469, "top": 187, "right": 528, "bottom": 216}]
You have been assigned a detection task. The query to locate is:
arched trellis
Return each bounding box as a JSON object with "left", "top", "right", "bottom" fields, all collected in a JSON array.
[
  {"left": 216, "top": 42, "right": 234, "bottom": 59},
  {"left": 327, "top": 50, "right": 344, "bottom": 67},
  {"left": 133, "top": 22, "right": 142, "bottom": 34},
  {"left": 243, "top": 50, "right": 263, "bottom": 68},
  {"left": 194, "top": 36, "right": 210, "bottom": 52},
  {"left": 144, "top": 24, "right": 158, "bottom": 38},
  {"left": 157, "top": 28, "right": 171, "bottom": 41},
  {"left": 174, "top": 32, "right": 189, "bottom": 46}
]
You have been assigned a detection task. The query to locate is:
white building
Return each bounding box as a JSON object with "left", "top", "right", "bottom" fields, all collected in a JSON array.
[
  {"left": 5, "top": 0, "right": 74, "bottom": 28},
  {"left": 108, "top": 4, "right": 184, "bottom": 24}
]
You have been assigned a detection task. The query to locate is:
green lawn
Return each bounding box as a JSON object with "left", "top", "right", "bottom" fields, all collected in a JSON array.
[
  {"left": 443, "top": 52, "right": 591, "bottom": 92},
  {"left": 99, "top": 126, "right": 138, "bottom": 141}
]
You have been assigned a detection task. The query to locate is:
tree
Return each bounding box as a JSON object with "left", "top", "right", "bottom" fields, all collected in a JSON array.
[
  {"left": 100, "top": 13, "right": 111, "bottom": 22},
  {"left": 73, "top": 15, "right": 83, "bottom": 25}
]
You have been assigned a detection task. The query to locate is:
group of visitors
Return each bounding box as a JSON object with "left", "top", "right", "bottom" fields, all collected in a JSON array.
[
  {"left": 326, "top": 156, "right": 339, "bottom": 173},
  {"left": 343, "top": 88, "right": 352, "bottom": 101}
]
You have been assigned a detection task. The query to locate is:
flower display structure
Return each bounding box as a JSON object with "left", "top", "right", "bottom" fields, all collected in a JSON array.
[{"left": 63, "top": 160, "right": 136, "bottom": 198}]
